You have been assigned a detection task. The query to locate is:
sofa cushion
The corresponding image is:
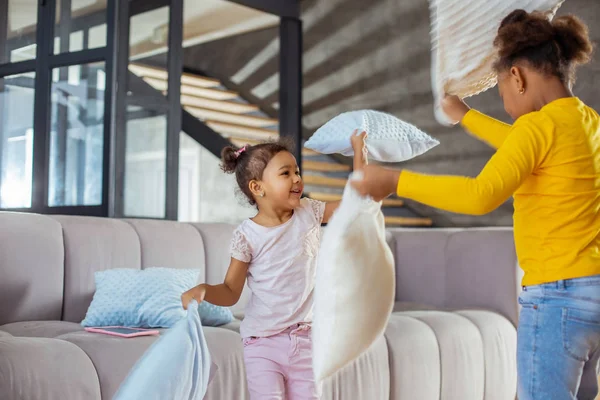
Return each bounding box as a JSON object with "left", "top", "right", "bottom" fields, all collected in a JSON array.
[
  {"left": 456, "top": 310, "right": 517, "bottom": 399},
  {"left": 125, "top": 219, "right": 206, "bottom": 277},
  {"left": 57, "top": 330, "right": 161, "bottom": 400},
  {"left": 393, "top": 301, "right": 439, "bottom": 312},
  {"left": 445, "top": 230, "right": 519, "bottom": 325},
  {"left": 321, "top": 334, "right": 390, "bottom": 400},
  {"left": 0, "top": 330, "right": 12, "bottom": 338},
  {"left": 0, "top": 321, "right": 83, "bottom": 338},
  {"left": 51, "top": 216, "right": 142, "bottom": 323},
  {"left": 390, "top": 228, "right": 519, "bottom": 325},
  {"left": 392, "top": 229, "right": 452, "bottom": 306},
  {"left": 203, "top": 327, "right": 249, "bottom": 400},
  {"left": 219, "top": 318, "right": 242, "bottom": 334},
  {"left": 394, "top": 310, "right": 485, "bottom": 400},
  {"left": 58, "top": 326, "right": 248, "bottom": 400},
  {"left": 0, "top": 336, "right": 101, "bottom": 400},
  {"left": 0, "top": 212, "right": 64, "bottom": 325},
  {"left": 385, "top": 314, "right": 440, "bottom": 400}
]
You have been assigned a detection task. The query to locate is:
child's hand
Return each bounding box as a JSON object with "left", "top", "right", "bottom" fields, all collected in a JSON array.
[
  {"left": 351, "top": 164, "right": 400, "bottom": 201},
  {"left": 351, "top": 130, "right": 368, "bottom": 171},
  {"left": 350, "top": 130, "right": 367, "bottom": 154},
  {"left": 181, "top": 284, "right": 206, "bottom": 310},
  {"left": 441, "top": 94, "right": 470, "bottom": 124}
]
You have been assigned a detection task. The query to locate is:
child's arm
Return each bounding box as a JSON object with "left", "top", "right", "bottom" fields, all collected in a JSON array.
[
  {"left": 181, "top": 258, "right": 249, "bottom": 309},
  {"left": 442, "top": 95, "right": 511, "bottom": 149},
  {"left": 322, "top": 130, "right": 368, "bottom": 223}
]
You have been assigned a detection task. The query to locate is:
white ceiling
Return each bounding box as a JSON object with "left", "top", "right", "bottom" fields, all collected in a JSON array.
[
  {"left": 129, "top": 0, "right": 278, "bottom": 59},
  {"left": 6, "top": 0, "right": 278, "bottom": 57}
]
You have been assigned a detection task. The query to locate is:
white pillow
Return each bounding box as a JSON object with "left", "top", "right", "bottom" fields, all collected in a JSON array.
[
  {"left": 429, "top": 0, "right": 564, "bottom": 125},
  {"left": 312, "top": 172, "right": 395, "bottom": 381},
  {"left": 304, "top": 110, "right": 439, "bottom": 162}
]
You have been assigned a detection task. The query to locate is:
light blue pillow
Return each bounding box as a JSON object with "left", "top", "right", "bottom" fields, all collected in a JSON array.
[
  {"left": 82, "top": 267, "right": 200, "bottom": 328},
  {"left": 113, "top": 301, "right": 213, "bottom": 400},
  {"left": 198, "top": 301, "right": 233, "bottom": 327}
]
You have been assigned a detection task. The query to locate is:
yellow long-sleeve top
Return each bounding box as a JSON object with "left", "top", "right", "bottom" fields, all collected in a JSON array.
[{"left": 398, "top": 97, "right": 600, "bottom": 286}]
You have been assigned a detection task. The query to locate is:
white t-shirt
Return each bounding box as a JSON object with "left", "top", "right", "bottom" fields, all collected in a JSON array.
[{"left": 230, "top": 198, "right": 326, "bottom": 338}]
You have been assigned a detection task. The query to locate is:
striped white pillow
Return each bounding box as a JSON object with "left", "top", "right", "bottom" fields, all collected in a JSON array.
[{"left": 429, "top": 0, "right": 565, "bottom": 125}]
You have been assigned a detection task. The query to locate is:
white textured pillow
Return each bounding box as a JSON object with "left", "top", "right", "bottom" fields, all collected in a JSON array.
[
  {"left": 312, "top": 172, "right": 395, "bottom": 381},
  {"left": 429, "top": 0, "right": 565, "bottom": 125},
  {"left": 304, "top": 110, "right": 439, "bottom": 162}
]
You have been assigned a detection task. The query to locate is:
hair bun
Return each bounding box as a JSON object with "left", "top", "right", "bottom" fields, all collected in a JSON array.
[
  {"left": 552, "top": 15, "right": 594, "bottom": 65},
  {"left": 493, "top": 9, "right": 593, "bottom": 83},
  {"left": 220, "top": 145, "right": 239, "bottom": 174},
  {"left": 499, "top": 9, "right": 530, "bottom": 27},
  {"left": 495, "top": 10, "right": 555, "bottom": 60}
]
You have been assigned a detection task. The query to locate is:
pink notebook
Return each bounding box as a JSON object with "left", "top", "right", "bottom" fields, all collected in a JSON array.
[{"left": 84, "top": 326, "right": 160, "bottom": 338}]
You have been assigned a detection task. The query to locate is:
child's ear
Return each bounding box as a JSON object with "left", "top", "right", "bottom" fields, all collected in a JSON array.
[
  {"left": 510, "top": 66, "right": 526, "bottom": 92},
  {"left": 249, "top": 180, "right": 263, "bottom": 198}
]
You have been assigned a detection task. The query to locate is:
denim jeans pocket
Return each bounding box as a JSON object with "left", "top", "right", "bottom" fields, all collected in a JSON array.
[
  {"left": 561, "top": 307, "right": 600, "bottom": 362},
  {"left": 518, "top": 291, "right": 542, "bottom": 308}
]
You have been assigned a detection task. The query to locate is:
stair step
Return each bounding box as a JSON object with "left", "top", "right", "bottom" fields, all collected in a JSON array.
[
  {"left": 303, "top": 175, "right": 347, "bottom": 188},
  {"left": 384, "top": 216, "right": 433, "bottom": 227},
  {"left": 228, "top": 137, "right": 316, "bottom": 156},
  {"left": 302, "top": 148, "right": 320, "bottom": 156},
  {"left": 186, "top": 106, "right": 278, "bottom": 128},
  {"left": 307, "top": 192, "right": 404, "bottom": 207},
  {"left": 129, "top": 64, "right": 221, "bottom": 88},
  {"left": 180, "top": 95, "right": 259, "bottom": 114},
  {"left": 303, "top": 160, "right": 351, "bottom": 173},
  {"left": 142, "top": 77, "right": 239, "bottom": 101},
  {"left": 207, "top": 121, "right": 278, "bottom": 140}
]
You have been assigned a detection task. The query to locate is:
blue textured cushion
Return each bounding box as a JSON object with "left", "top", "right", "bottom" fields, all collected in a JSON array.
[
  {"left": 82, "top": 268, "right": 200, "bottom": 328},
  {"left": 198, "top": 301, "right": 233, "bottom": 327}
]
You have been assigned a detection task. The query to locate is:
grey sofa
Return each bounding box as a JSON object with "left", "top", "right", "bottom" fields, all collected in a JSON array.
[{"left": 0, "top": 211, "right": 520, "bottom": 399}]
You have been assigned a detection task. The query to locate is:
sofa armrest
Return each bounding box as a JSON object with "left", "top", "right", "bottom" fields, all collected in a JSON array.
[{"left": 387, "top": 228, "right": 521, "bottom": 326}]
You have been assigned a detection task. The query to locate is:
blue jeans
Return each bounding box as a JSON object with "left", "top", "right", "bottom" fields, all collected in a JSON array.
[{"left": 518, "top": 275, "right": 600, "bottom": 400}]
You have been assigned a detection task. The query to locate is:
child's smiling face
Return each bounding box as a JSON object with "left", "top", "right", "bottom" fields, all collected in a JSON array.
[{"left": 256, "top": 151, "right": 304, "bottom": 210}]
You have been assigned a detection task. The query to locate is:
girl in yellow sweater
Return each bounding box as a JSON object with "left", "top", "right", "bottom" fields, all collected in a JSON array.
[{"left": 352, "top": 10, "right": 599, "bottom": 400}]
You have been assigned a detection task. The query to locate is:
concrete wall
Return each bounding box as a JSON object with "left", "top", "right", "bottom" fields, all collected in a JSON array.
[{"left": 183, "top": 0, "right": 600, "bottom": 227}]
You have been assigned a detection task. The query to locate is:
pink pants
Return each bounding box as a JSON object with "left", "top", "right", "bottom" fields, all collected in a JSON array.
[{"left": 243, "top": 324, "right": 321, "bottom": 400}]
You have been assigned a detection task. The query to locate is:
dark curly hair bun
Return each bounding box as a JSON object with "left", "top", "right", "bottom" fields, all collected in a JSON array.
[{"left": 493, "top": 9, "right": 593, "bottom": 84}]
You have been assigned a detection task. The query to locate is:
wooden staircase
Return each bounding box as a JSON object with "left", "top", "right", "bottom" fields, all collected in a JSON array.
[{"left": 129, "top": 63, "right": 433, "bottom": 227}]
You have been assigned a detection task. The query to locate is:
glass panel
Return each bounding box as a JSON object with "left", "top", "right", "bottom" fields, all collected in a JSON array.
[
  {"left": 48, "top": 62, "right": 105, "bottom": 207},
  {"left": 129, "top": 6, "right": 169, "bottom": 60},
  {"left": 128, "top": 7, "right": 169, "bottom": 94},
  {"left": 3, "top": 0, "right": 38, "bottom": 63},
  {"left": 121, "top": 6, "right": 170, "bottom": 218},
  {"left": 123, "top": 107, "right": 167, "bottom": 218},
  {"left": 54, "top": 0, "right": 107, "bottom": 54},
  {"left": 177, "top": 132, "right": 254, "bottom": 223},
  {"left": 0, "top": 72, "right": 35, "bottom": 208}
]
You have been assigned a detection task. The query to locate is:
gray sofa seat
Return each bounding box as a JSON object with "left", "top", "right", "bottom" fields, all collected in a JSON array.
[
  {"left": 0, "top": 320, "right": 84, "bottom": 338},
  {"left": 387, "top": 310, "right": 517, "bottom": 400},
  {"left": 0, "top": 336, "right": 102, "bottom": 400}
]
